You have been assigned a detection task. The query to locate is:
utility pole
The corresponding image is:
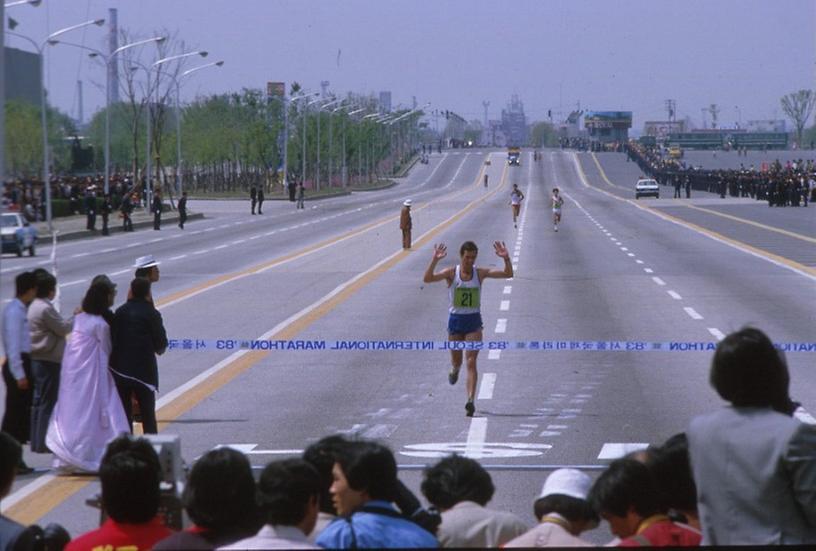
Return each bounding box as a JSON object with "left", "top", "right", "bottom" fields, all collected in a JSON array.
[
  {"left": 665, "top": 99, "right": 676, "bottom": 122},
  {"left": 700, "top": 108, "right": 707, "bottom": 129},
  {"left": 709, "top": 104, "right": 720, "bottom": 129},
  {"left": 482, "top": 100, "right": 489, "bottom": 145}
]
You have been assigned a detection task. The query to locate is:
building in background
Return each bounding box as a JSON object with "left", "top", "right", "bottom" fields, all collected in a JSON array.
[
  {"left": 643, "top": 120, "right": 686, "bottom": 141},
  {"left": 4, "top": 46, "right": 40, "bottom": 105},
  {"left": 584, "top": 111, "right": 632, "bottom": 146},
  {"left": 746, "top": 119, "right": 786, "bottom": 133},
  {"left": 379, "top": 90, "right": 392, "bottom": 113},
  {"left": 501, "top": 94, "right": 527, "bottom": 146}
]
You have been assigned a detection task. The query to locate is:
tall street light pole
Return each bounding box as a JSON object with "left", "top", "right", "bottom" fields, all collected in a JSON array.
[
  {"left": 147, "top": 50, "right": 207, "bottom": 208},
  {"left": 317, "top": 98, "right": 340, "bottom": 189},
  {"left": 7, "top": 18, "right": 105, "bottom": 233},
  {"left": 173, "top": 61, "right": 224, "bottom": 195},
  {"left": 286, "top": 92, "right": 316, "bottom": 193},
  {"left": 53, "top": 36, "right": 166, "bottom": 197},
  {"left": 304, "top": 96, "right": 322, "bottom": 189}
]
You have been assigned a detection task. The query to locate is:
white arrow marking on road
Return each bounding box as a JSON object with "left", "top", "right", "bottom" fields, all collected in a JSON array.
[
  {"left": 400, "top": 442, "right": 552, "bottom": 459},
  {"left": 216, "top": 444, "right": 303, "bottom": 455}
]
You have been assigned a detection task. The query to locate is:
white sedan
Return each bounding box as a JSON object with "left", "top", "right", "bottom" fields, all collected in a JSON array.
[
  {"left": 635, "top": 178, "right": 660, "bottom": 199},
  {"left": 1, "top": 212, "right": 37, "bottom": 256}
]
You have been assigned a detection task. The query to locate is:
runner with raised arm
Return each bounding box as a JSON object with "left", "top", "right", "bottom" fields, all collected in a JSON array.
[{"left": 423, "top": 241, "right": 513, "bottom": 417}]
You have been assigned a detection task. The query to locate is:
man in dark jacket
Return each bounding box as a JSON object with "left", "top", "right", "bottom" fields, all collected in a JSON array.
[
  {"left": 85, "top": 186, "right": 97, "bottom": 230},
  {"left": 152, "top": 191, "right": 162, "bottom": 230},
  {"left": 110, "top": 278, "right": 168, "bottom": 434}
]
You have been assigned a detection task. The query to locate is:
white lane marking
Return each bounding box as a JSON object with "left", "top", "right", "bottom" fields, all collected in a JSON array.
[
  {"left": 59, "top": 279, "right": 87, "bottom": 288},
  {"left": 192, "top": 249, "right": 209, "bottom": 255},
  {"left": 70, "top": 252, "right": 91, "bottom": 258},
  {"left": 652, "top": 277, "right": 666, "bottom": 286},
  {"left": 644, "top": 268, "right": 653, "bottom": 273},
  {"left": 466, "top": 417, "right": 487, "bottom": 450},
  {"left": 667, "top": 290, "right": 682, "bottom": 300},
  {"left": 249, "top": 235, "right": 262, "bottom": 240},
  {"left": 477, "top": 373, "right": 497, "bottom": 400},
  {"left": 627, "top": 253, "right": 635, "bottom": 257},
  {"left": 488, "top": 349, "right": 501, "bottom": 360},
  {"left": 598, "top": 443, "right": 650, "bottom": 460},
  {"left": 635, "top": 260, "right": 644, "bottom": 264},
  {"left": 169, "top": 254, "right": 188, "bottom": 261},
  {"left": 1, "top": 474, "right": 56, "bottom": 512},
  {"left": 213, "top": 244, "right": 228, "bottom": 251},
  {"left": 794, "top": 407, "right": 816, "bottom": 425},
  {"left": 684, "top": 307, "right": 703, "bottom": 320},
  {"left": 620, "top": 247, "right": 628, "bottom": 251},
  {"left": 495, "top": 319, "right": 507, "bottom": 333},
  {"left": 101, "top": 248, "right": 116, "bottom": 253},
  {"left": 190, "top": 230, "right": 203, "bottom": 235},
  {"left": 110, "top": 269, "right": 130, "bottom": 276},
  {"left": 203, "top": 228, "right": 215, "bottom": 232},
  {"left": 708, "top": 327, "right": 725, "bottom": 340},
  {"left": 500, "top": 300, "right": 510, "bottom": 311},
  {"left": 503, "top": 286, "right": 512, "bottom": 294},
  {"left": 149, "top": 238, "right": 162, "bottom": 243},
  {"left": 231, "top": 240, "right": 243, "bottom": 245},
  {"left": 512, "top": 263, "right": 518, "bottom": 271}
]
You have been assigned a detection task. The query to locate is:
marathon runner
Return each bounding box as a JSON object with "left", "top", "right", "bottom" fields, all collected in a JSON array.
[
  {"left": 509, "top": 184, "right": 525, "bottom": 229},
  {"left": 552, "top": 187, "right": 564, "bottom": 231},
  {"left": 484, "top": 173, "right": 489, "bottom": 188},
  {"left": 423, "top": 241, "right": 513, "bottom": 417}
]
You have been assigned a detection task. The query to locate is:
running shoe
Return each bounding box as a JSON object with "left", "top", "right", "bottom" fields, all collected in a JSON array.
[
  {"left": 465, "top": 400, "right": 475, "bottom": 417},
  {"left": 448, "top": 367, "right": 460, "bottom": 385}
]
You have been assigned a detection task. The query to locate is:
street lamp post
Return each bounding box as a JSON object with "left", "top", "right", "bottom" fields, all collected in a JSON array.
[
  {"left": 7, "top": 18, "right": 105, "bottom": 233},
  {"left": 304, "top": 96, "right": 322, "bottom": 190},
  {"left": 53, "top": 36, "right": 166, "bottom": 197},
  {"left": 286, "top": 92, "right": 317, "bottom": 194},
  {"left": 317, "top": 99, "right": 340, "bottom": 189},
  {"left": 173, "top": 61, "right": 223, "bottom": 194}
]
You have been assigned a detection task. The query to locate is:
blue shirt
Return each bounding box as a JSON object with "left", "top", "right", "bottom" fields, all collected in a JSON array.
[
  {"left": 1, "top": 299, "right": 31, "bottom": 380},
  {"left": 316, "top": 500, "right": 438, "bottom": 549}
]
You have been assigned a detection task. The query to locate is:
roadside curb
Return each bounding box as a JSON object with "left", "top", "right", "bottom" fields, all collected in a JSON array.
[{"left": 38, "top": 212, "right": 205, "bottom": 243}]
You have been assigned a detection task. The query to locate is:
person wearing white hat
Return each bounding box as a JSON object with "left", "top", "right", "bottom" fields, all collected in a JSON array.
[
  {"left": 133, "top": 255, "right": 160, "bottom": 283},
  {"left": 400, "top": 200, "right": 412, "bottom": 249},
  {"left": 504, "top": 468, "right": 598, "bottom": 547}
]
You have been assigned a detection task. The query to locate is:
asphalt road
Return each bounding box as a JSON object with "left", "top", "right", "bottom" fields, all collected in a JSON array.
[{"left": 2, "top": 149, "right": 814, "bottom": 544}]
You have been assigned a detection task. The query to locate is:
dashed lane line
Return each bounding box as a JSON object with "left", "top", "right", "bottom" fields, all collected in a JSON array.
[
  {"left": 652, "top": 277, "right": 666, "bottom": 286},
  {"left": 477, "top": 373, "right": 497, "bottom": 400},
  {"left": 667, "top": 290, "right": 682, "bottom": 300},
  {"left": 684, "top": 307, "right": 704, "bottom": 320},
  {"left": 708, "top": 328, "right": 725, "bottom": 340}
]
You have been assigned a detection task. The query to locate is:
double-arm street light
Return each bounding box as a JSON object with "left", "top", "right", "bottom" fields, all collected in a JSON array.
[
  {"left": 7, "top": 18, "right": 105, "bottom": 233},
  {"left": 172, "top": 61, "right": 224, "bottom": 194},
  {"left": 317, "top": 98, "right": 341, "bottom": 189},
  {"left": 304, "top": 96, "right": 323, "bottom": 189},
  {"left": 50, "top": 36, "right": 166, "bottom": 197}
]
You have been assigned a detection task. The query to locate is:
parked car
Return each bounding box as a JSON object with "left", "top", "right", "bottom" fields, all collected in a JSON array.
[
  {"left": 635, "top": 178, "right": 660, "bottom": 199},
  {"left": 1, "top": 212, "right": 37, "bottom": 256}
]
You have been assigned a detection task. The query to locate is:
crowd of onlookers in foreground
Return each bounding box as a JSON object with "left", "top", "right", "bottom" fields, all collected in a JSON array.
[
  {"left": 2, "top": 322, "right": 813, "bottom": 549},
  {"left": 626, "top": 141, "right": 815, "bottom": 205}
]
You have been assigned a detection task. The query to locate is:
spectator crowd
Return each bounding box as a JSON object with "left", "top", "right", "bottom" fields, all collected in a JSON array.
[{"left": 626, "top": 141, "right": 815, "bottom": 206}]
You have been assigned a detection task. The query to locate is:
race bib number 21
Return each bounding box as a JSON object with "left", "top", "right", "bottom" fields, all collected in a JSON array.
[{"left": 454, "top": 287, "right": 480, "bottom": 309}]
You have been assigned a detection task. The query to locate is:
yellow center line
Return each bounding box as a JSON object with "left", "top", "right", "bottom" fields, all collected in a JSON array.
[
  {"left": 6, "top": 153, "right": 507, "bottom": 525},
  {"left": 591, "top": 153, "right": 622, "bottom": 188},
  {"left": 684, "top": 204, "right": 816, "bottom": 244}
]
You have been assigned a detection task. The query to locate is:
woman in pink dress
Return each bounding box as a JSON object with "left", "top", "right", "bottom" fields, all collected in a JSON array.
[{"left": 46, "top": 280, "right": 129, "bottom": 472}]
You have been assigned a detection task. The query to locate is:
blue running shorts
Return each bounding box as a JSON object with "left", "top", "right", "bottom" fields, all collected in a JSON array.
[{"left": 448, "top": 313, "right": 483, "bottom": 335}]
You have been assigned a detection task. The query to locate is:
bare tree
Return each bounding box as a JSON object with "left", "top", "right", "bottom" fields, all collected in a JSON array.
[{"left": 781, "top": 90, "right": 816, "bottom": 147}]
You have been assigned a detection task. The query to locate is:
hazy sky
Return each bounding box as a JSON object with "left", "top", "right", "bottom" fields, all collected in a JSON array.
[{"left": 5, "top": 0, "right": 815, "bottom": 130}]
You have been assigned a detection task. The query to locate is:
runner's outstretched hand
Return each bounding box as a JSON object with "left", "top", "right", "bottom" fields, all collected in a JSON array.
[
  {"left": 432, "top": 243, "right": 447, "bottom": 261},
  {"left": 493, "top": 241, "right": 509, "bottom": 260}
]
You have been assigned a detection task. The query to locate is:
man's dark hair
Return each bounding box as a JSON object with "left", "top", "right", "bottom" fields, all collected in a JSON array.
[
  {"left": 303, "top": 434, "right": 350, "bottom": 514},
  {"left": 130, "top": 277, "right": 151, "bottom": 300},
  {"left": 421, "top": 455, "right": 494, "bottom": 509},
  {"left": 182, "top": 448, "right": 260, "bottom": 537},
  {"left": 257, "top": 459, "right": 320, "bottom": 526},
  {"left": 0, "top": 432, "right": 22, "bottom": 495},
  {"left": 588, "top": 458, "right": 661, "bottom": 519},
  {"left": 710, "top": 327, "right": 790, "bottom": 412},
  {"left": 134, "top": 268, "right": 151, "bottom": 279},
  {"left": 646, "top": 433, "right": 697, "bottom": 514},
  {"left": 335, "top": 441, "right": 398, "bottom": 502},
  {"left": 34, "top": 270, "right": 57, "bottom": 299},
  {"left": 534, "top": 494, "right": 599, "bottom": 524},
  {"left": 99, "top": 435, "right": 162, "bottom": 523},
  {"left": 459, "top": 241, "right": 478, "bottom": 256},
  {"left": 15, "top": 271, "right": 36, "bottom": 297},
  {"left": 82, "top": 282, "right": 112, "bottom": 316}
]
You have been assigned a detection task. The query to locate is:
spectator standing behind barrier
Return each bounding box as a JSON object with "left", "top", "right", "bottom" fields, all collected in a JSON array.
[
  {"left": 400, "top": 200, "right": 412, "bottom": 249},
  {"left": 100, "top": 194, "right": 112, "bottom": 236},
  {"left": 302, "top": 435, "right": 349, "bottom": 542},
  {"left": 315, "top": 441, "right": 438, "bottom": 548},
  {"left": 27, "top": 270, "right": 74, "bottom": 454},
  {"left": 65, "top": 436, "right": 173, "bottom": 551},
  {"left": 155, "top": 448, "right": 260, "bottom": 550},
  {"left": 1, "top": 272, "right": 37, "bottom": 474},
  {"left": 84, "top": 186, "right": 96, "bottom": 231},
  {"left": 505, "top": 468, "right": 598, "bottom": 547},
  {"left": 688, "top": 327, "right": 816, "bottom": 545},
  {"left": 120, "top": 193, "right": 134, "bottom": 232},
  {"left": 257, "top": 186, "right": 265, "bottom": 214},
  {"left": 250, "top": 185, "right": 257, "bottom": 215},
  {"left": 177, "top": 191, "right": 188, "bottom": 230},
  {"left": 588, "top": 458, "right": 701, "bottom": 547},
  {"left": 420, "top": 454, "right": 527, "bottom": 547},
  {"left": 46, "top": 281, "right": 129, "bottom": 473},
  {"left": 110, "top": 278, "right": 168, "bottom": 435},
  {"left": 221, "top": 459, "right": 321, "bottom": 549}
]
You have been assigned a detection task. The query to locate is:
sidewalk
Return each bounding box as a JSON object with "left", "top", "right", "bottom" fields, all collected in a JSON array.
[{"left": 32, "top": 209, "right": 204, "bottom": 243}]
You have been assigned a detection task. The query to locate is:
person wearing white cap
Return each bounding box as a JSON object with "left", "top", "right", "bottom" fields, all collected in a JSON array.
[
  {"left": 400, "top": 200, "right": 412, "bottom": 249},
  {"left": 133, "top": 255, "right": 160, "bottom": 283},
  {"left": 505, "top": 468, "right": 598, "bottom": 547}
]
